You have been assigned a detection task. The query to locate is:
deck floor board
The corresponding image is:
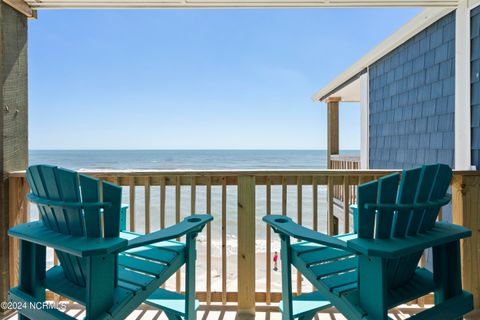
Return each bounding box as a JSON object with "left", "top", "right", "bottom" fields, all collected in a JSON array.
[{"left": 4, "top": 302, "right": 479, "bottom": 319}]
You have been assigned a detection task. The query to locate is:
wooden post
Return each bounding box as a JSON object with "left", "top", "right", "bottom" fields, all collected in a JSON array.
[
  {"left": 0, "top": 2, "right": 28, "bottom": 312},
  {"left": 451, "top": 174, "right": 480, "bottom": 308},
  {"left": 326, "top": 97, "right": 341, "bottom": 234},
  {"left": 326, "top": 97, "right": 340, "bottom": 169},
  {"left": 8, "top": 176, "right": 28, "bottom": 289},
  {"left": 237, "top": 176, "right": 256, "bottom": 316}
]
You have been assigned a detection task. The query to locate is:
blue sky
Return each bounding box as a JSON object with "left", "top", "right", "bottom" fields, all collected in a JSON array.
[{"left": 29, "top": 8, "right": 420, "bottom": 150}]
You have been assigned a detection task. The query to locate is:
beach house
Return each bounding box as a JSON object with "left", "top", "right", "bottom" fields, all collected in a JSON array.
[{"left": 315, "top": 4, "right": 474, "bottom": 172}]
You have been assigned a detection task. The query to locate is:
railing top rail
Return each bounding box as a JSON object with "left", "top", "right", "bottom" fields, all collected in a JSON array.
[
  {"left": 330, "top": 155, "right": 361, "bottom": 161},
  {"left": 9, "top": 169, "right": 480, "bottom": 178},
  {"left": 9, "top": 169, "right": 401, "bottom": 178}
]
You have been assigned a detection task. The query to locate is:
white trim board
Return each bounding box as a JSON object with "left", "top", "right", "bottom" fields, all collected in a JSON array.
[
  {"left": 360, "top": 72, "right": 369, "bottom": 169},
  {"left": 312, "top": 8, "right": 455, "bottom": 101},
  {"left": 455, "top": 0, "right": 471, "bottom": 169},
  {"left": 470, "top": 0, "right": 480, "bottom": 9}
]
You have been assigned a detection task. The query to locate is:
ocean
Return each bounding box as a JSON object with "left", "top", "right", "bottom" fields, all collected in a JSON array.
[
  {"left": 29, "top": 149, "right": 359, "bottom": 170},
  {"left": 29, "top": 149, "right": 359, "bottom": 289}
]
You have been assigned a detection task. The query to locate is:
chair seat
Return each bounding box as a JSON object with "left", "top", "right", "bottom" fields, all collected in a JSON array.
[
  {"left": 291, "top": 240, "right": 438, "bottom": 312},
  {"left": 291, "top": 233, "right": 359, "bottom": 295},
  {"left": 43, "top": 233, "right": 187, "bottom": 318},
  {"left": 117, "top": 231, "right": 186, "bottom": 291},
  {"left": 111, "top": 232, "right": 188, "bottom": 317}
]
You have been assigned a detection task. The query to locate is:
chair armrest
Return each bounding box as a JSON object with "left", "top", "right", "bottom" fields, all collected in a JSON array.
[
  {"left": 124, "top": 214, "right": 213, "bottom": 250},
  {"left": 347, "top": 222, "right": 471, "bottom": 258},
  {"left": 8, "top": 221, "right": 127, "bottom": 257},
  {"left": 263, "top": 215, "right": 357, "bottom": 253}
]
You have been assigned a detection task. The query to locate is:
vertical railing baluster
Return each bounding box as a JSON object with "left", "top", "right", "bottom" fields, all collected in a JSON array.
[
  {"left": 160, "top": 176, "right": 166, "bottom": 289},
  {"left": 265, "top": 176, "right": 272, "bottom": 304},
  {"left": 145, "top": 177, "right": 150, "bottom": 234},
  {"left": 312, "top": 176, "right": 318, "bottom": 232},
  {"left": 206, "top": 176, "right": 212, "bottom": 304},
  {"left": 176, "top": 176, "right": 181, "bottom": 292},
  {"left": 129, "top": 177, "right": 135, "bottom": 232},
  {"left": 327, "top": 176, "right": 335, "bottom": 235},
  {"left": 160, "top": 177, "right": 166, "bottom": 230},
  {"left": 191, "top": 177, "right": 196, "bottom": 214},
  {"left": 343, "top": 176, "right": 350, "bottom": 233},
  {"left": 312, "top": 176, "right": 318, "bottom": 291},
  {"left": 282, "top": 176, "right": 287, "bottom": 216},
  {"left": 297, "top": 176, "right": 302, "bottom": 295},
  {"left": 221, "top": 177, "right": 227, "bottom": 304}
]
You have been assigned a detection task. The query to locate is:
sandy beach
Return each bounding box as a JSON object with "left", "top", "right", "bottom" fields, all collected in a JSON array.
[{"left": 162, "top": 241, "right": 314, "bottom": 294}]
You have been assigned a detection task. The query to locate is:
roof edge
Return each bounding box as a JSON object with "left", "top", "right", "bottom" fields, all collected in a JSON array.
[{"left": 312, "top": 7, "right": 455, "bottom": 102}]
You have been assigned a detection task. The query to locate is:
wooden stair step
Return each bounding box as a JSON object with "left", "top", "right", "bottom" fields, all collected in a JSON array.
[
  {"left": 278, "top": 291, "right": 331, "bottom": 318},
  {"left": 144, "top": 288, "right": 200, "bottom": 316}
]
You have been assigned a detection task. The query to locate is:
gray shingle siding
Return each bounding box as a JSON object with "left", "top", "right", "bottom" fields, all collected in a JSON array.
[
  {"left": 471, "top": 7, "right": 480, "bottom": 167},
  {"left": 369, "top": 12, "right": 456, "bottom": 170}
]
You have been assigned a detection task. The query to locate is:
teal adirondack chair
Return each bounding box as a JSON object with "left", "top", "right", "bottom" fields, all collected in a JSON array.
[
  {"left": 264, "top": 164, "right": 474, "bottom": 320},
  {"left": 8, "top": 165, "right": 213, "bottom": 320}
]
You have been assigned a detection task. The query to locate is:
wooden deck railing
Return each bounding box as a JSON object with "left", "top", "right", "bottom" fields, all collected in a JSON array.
[
  {"left": 330, "top": 155, "right": 360, "bottom": 209},
  {"left": 7, "top": 169, "right": 480, "bottom": 309}
]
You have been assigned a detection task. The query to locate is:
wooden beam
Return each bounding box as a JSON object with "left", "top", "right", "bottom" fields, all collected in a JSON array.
[
  {"left": 325, "top": 96, "right": 342, "bottom": 103},
  {"left": 327, "top": 97, "right": 340, "bottom": 169},
  {"left": 23, "top": 0, "right": 459, "bottom": 9},
  {"left": 0, "top": 1, "right": 28, "bottom": 312},
  {"left": 8, "top": 176, "right": 28, "bottom": 290},
  {"left": 2, "top": 0, "right": 34, "bottom": 18}
]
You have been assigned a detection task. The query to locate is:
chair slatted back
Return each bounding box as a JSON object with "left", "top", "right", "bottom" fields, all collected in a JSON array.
[
  {"left": 356, "top": 164, "right": 452, "bottom": 289},
  {"left": 26, "top": 165, "right": 122, "bottom": 287}
]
